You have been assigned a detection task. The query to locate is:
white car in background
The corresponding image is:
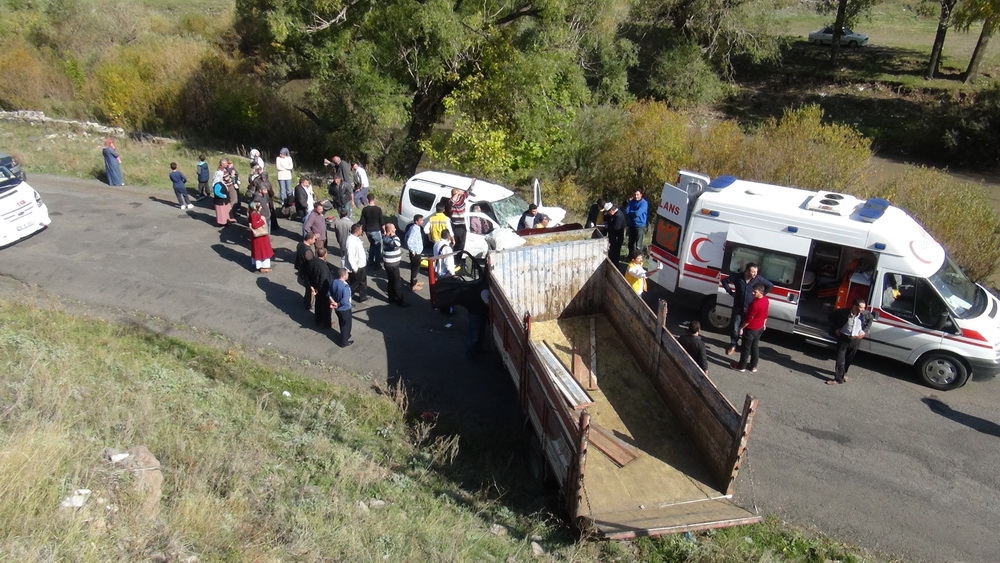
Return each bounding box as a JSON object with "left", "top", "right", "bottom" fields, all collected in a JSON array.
[
  {"left": 808, "top": 26, "right": 869, "bottom": 47},
  {"left": 397, "top": 171, "right": 566, "bottom": 258}
]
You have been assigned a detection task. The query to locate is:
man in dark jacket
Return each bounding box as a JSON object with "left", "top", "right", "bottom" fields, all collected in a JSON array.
[
  {"left": 722, "top": 263, "right": 774, "bottom": 355},
  {"left": 293, "top": 177, "right": 311, "bottom": 220},
  {"left": 677, "top": 321, "right": 708, "bottom": 373},
  {"left": 827, "top": 298, "right": 874, "bottom": 385},
  {"left": 604, "top": 203, "right": 626, "bottom": 265},
  {"left": 304, "top": 247, "right": 333, "bottom": 325}
]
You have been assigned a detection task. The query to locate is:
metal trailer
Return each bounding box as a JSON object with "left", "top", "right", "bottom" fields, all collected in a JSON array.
[{"left": 486, "top": 232, "right": 760, "bottom": 538}]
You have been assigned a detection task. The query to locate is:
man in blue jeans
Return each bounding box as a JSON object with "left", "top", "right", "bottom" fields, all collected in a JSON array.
[
  {"left": 625, "top": 189, "right": 648, "bottom": 256},
  {"left": 722, "top": 263, "right": 774, "bottom": 356}
]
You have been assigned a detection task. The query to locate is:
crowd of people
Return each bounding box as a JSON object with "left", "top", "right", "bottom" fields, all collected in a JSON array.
[{"left": 153, "top": 148, "right": 487, "bottom": 350}]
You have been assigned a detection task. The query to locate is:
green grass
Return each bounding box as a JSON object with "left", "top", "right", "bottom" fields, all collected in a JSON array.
[{"left": 0, "top": 297, "right": 901, "bottom": 562}]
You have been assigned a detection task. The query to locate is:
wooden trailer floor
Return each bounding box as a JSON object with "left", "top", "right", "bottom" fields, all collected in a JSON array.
[{"left": 532, "top": 315, "right": 724, "bottom": 519}]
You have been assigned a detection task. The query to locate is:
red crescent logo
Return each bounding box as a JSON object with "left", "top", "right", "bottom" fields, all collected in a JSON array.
[
  {"left": 691, "top": 237, "right": 711, "bottom": 263},
  {"left": 909, "top": 240, "right": 932, "bottom": 264}
]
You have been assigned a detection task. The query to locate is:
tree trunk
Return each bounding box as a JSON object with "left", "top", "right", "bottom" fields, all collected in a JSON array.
[
  {"left": 926, "top": 0, "right": 958, "bottom": 79},
  {"left": 394, "top": 85, "right": 452, "bottom": 177},
  {"left": 831, "top": 0, "right": 849, "bottom": 66},
  {"left": 964, "top": 15, "right": 998, "bottom": 84}
]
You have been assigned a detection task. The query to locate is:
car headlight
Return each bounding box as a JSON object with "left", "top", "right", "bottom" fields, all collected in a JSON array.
[{"left": 34, "top": 190, "right": 43, "bottom": 206}]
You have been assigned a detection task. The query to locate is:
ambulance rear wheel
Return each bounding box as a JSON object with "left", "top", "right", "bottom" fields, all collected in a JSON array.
[
  {"left": 700, "top": 298, "right": 729, "bottom": 332},
  {"left": 918, "top": 353, "right": 969, "bottom": 391}
]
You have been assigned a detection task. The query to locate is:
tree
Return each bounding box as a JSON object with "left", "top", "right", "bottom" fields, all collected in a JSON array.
[
  {"left": 953, "top": 0, "right": 1000, "bottom": 84},
  {"left": 234, "top": 0, "right": 635, "bottom": 177},
  {"left": 926, "top": 0, "right": 960, "bottom": 79},
  {"left": 815, "top": 0, "right": 881, "bottom": 65}
]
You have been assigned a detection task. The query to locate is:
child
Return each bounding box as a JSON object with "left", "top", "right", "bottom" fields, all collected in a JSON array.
[
  {"left": 196, "top": 155, "right": 209, "bottom": 200},
  {"left": 169, "top": 162, "right": 192, "bottom": 210}
]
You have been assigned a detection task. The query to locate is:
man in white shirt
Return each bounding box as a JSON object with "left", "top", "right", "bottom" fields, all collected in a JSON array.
[
  {"left": 351, "top": 161, "right": 370, "bottom": 209},
  {"left": 828, "top": 298, "right": 874, "bottom": 385},
  {"left": 344, "top": 223, "right": 369, "bottom": 302}
]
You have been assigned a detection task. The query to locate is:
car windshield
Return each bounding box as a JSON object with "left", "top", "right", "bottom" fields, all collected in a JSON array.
[
  {"left": 927, "top": 255, "right": 987, "bottom": 319},
  {"left": 491, "top": 193, "right": 532, "bottom": 228},
  {"left": 0, "top": 166, "right": 20, "bottom": 192}
]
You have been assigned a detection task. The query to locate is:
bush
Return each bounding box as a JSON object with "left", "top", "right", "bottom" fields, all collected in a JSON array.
[
  {"left": 648, "top": 41, "right": 726, "bottom": 108},
  {"left": 589, "top": 100, "right": 692, "bottom": 202}
]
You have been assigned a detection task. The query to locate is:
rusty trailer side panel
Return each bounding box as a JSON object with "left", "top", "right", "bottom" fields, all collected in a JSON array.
[{"left": 488, "top": 235, "right": 760, "bottom": 538}]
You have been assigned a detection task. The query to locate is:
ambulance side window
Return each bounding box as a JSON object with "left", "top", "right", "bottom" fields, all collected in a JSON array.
[
  {"left": 883, "top": 274, "right": 951, "bottom": 331},
  {"left": 724, "top": 244, "right": 804, "bottom": 289}
]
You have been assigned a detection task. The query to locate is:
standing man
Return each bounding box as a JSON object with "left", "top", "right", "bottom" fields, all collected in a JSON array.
[
  {"left": 405, "top": 215, "right": 425, "bottom": 290},
  {"left": 381, "top": 223, "right": 410, "bottom": 307},
  {"left": 516, "top": 204, "right": 538, "bottom": 230},
  {"left": 604, "top": 203, "right": 626, "bottom": 265},
  {"left": 324, "top": 155, "right": 353, "bottom": 207},
  {"left": 329, "top": 268, "right": 354, "bottom": 347},
  {"left": 195, "top": 155, "right": 209, "bottom": 201},
  {"left": 344, "top": 223, "right": 368, "bottom": 302},
  {"left": 275, "top": 148, "right": 294, "bottom": 204},
  {"left": 332, "top": 208, "right": 354, "bottom": 261},
  {"left": 303, "top": 202, "right": 329, "bottom": 253},
  {"left": 168, "top": 162, "right": 192, "bottom": 210},
  {"left": 304, "top": 247, "right": 333, "bottom": 323},
  {"left": 293, "top": 177, "right": 312, "bottom": 220},
  {"left": 625, "top": 189, "right": 649, "bottom": 255},
  {"left": 352, "top": 161, "right": 370, "bottom": 209},
  {"left": 722, "top": 263, "right": 773, "bottom": 356},
  {"left": 677, "top": 321, "right": 709, "bottom": 373},
  {"left": 433, "top": 229, "right": 456, "bottom": 278},
  {"left": 360, "top": 194, "right": 385, "bottom": 268},
  {"left": 730, "top": 283, "right": 770, "bottom": 373},
  {"left": 448, "top": 178, "right": 476, "bottom": 252},
  {"left": 424, "top": 202, "right": 452, "bottom": 245},
  {"left": 295, "top": 232, "right": 318, "bottom": 308},
  {"left": 827, "top": 298, "right": 873, "bottom": 385}
]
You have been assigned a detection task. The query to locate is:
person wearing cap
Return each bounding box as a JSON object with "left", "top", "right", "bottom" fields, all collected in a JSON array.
[
  {"left": 517, "top": 203, "right": 539, "bottom": 230},
  {"left": 324, "top": 155, "right": 353, "bottom": 208},
  {"left": 604, "top": 203, "right": 626, "bottom": 264},
  {"left": 276, "top": 148, "right": 294, "bottom": 204}
]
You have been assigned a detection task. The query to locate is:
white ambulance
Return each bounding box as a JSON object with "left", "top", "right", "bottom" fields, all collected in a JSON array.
[{"left": 648, "top": 171, "right": 1000, "bottom": 390}]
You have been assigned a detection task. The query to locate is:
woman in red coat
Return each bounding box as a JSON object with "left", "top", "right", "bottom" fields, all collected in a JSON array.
[{"left": 249, "top": 202, "right": 274, "bottom": 273}]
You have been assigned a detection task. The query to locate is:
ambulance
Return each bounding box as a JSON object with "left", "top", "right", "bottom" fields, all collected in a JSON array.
[
  {"left": 648, "top": 171, "right": 1000, "bottom": 390},
  {"left": 0, "top": 165, "right": 50, "bottom": 247}
]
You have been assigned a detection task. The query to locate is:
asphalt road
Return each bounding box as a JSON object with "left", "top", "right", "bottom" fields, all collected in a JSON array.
[{"left": 4, "top": 175, "right": 1000, "bottom": 562}]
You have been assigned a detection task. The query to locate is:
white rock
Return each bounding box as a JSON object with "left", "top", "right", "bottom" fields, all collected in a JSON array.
[
  {"left": 531, "top": 541, "right": 544, "bottom": 556},
  {"left": 490, "top": 523, "right": 508, "bottom": 536},
  {"left": 282, "top": 391, "right": 291, "bottom": 397},
  {"left": 110, "top": 453, "right": 130, "bottom": 463},
  {"left": 60, "top": 489, "right": 92, "bottom": 508}
]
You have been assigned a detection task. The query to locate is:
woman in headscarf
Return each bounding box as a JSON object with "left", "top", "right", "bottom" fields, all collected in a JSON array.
[
  {"left": 250, "top": 167, "right": 275, "bottom": 233},
  {"left": 102, "top": 138, "right": 123, "bottom": 186},
  {"left": 248, "top": 201, "right": 274, "bottom": 273},
  {"left": 213, "top": 178, "right": 231, "bottom": 227}
]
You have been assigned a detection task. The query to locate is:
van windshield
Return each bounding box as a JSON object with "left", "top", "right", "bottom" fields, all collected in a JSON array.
[
  {"left": 491, "top": 194, "right": 532, "bottom": 228},
  {"left": 928, "top": 256, "right": 986, "bottom": 319}
]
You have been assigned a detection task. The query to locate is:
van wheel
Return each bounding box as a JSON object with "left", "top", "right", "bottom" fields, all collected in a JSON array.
[
  {"left": 700, "top": 298, "right": 730, "bottom": 332},
  {"left": 918, "top": 353, "right": 969, "bottom": 390}
]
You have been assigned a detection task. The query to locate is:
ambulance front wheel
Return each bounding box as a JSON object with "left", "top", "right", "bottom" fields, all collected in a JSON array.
[
  {"left": 918, "top": 352, "right": 970, "bottom": 390},
  {"left": 700, "top": 298, "right": 730, "bottom": 332}
]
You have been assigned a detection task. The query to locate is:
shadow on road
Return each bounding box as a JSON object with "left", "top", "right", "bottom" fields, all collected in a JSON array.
[
  {"left": 922, "top": 397, "right": 1000, "bottom": 438},
  {"left": 255, "top": 276, "right": 315, "bottom": 329},
  {"left": 211, "top": 242, "right": 253, "bottom": 271}
]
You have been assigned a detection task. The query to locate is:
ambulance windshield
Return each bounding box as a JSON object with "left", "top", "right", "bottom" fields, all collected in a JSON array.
[{"left": 928, "top": 256, "right": 986, "bottom": 319}]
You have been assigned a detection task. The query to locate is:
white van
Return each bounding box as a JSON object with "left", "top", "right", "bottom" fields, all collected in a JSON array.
[
  {"left": 0, "top": 166, "right": 50, "bottom": 247},
  {"left": 396, "top": 171, "right": 566, "bottom": 257},
  {"left": 648, "top": 171, "right": 1000, "bottom": 390}
]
